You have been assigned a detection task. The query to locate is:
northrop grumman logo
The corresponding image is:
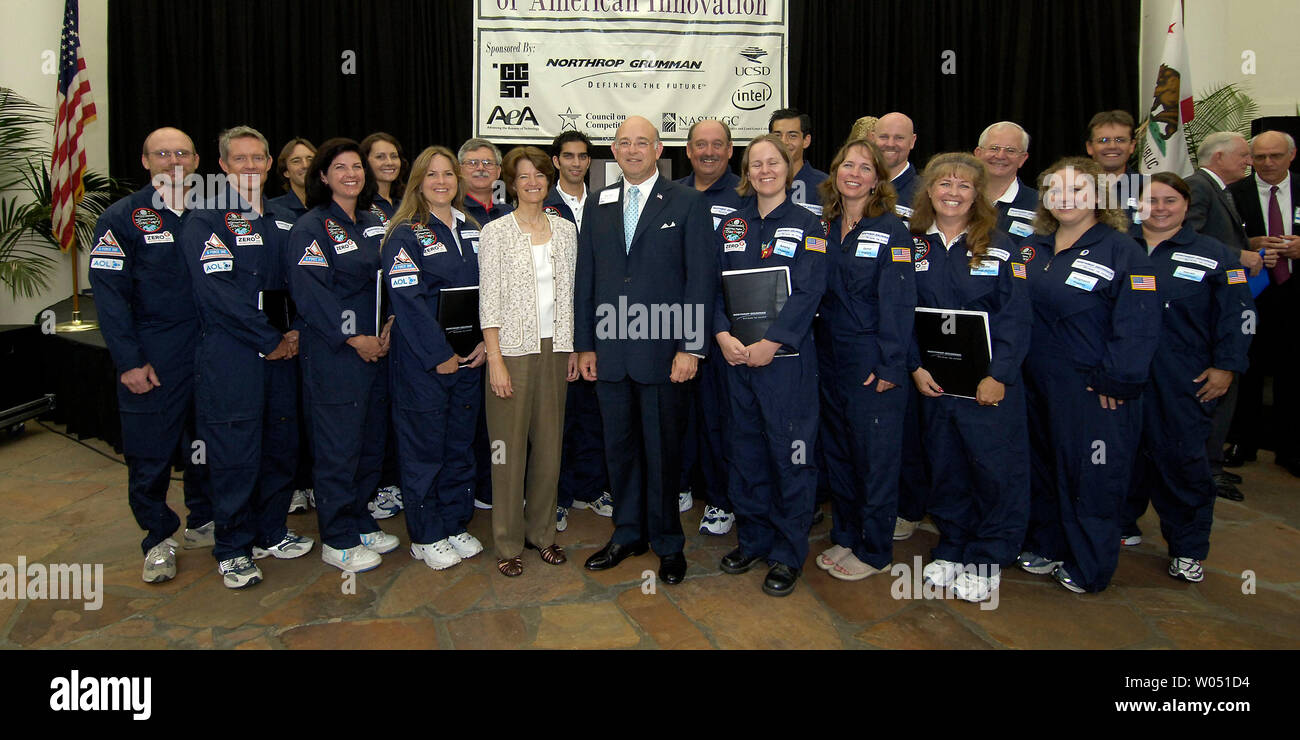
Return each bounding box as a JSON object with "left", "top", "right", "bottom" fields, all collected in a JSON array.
[{"left": 739, "top": 46, "right": 767, "bottom": 64}]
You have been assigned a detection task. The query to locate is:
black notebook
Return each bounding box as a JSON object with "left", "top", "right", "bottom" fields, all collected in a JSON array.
[
  {"left": 437, "top": 285, "right": 483, "bottom": 358},
  {"left": 913, "top": 307, "right": 992, "bottom": 399},
  {"left": 721, "top": 266, "right": 797, "bottom": 356}
]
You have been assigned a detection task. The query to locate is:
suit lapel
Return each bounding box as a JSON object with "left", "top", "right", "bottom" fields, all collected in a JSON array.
[{"left": 629, "top": 178, "right": 670, "bottom": 251}]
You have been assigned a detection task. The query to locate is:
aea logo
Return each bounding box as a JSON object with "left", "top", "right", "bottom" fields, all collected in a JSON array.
[
  {"left": 487, "top": 106, "right": 539, "bottom": 127},
  {"left": 662, "top": 112, "right": 678, "bottom": 133},
  {"left": 731, "top": 82, "right": 772, "bottom": 111}
]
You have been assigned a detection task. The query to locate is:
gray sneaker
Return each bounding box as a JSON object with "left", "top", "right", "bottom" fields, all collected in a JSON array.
[
  {"left": 1016, "top": 550, "right": 1063, "bottom": 575},
  {"left": 142, "top": 538, "right": 178, "bottom": 583},
  {"left": 288, "top": 490, "right": 311, "bottom": 514},
  {"left": 183, "top": 521, "right": 215, "bottom": 549},
  {"left": 251, "top": 531, "right": 315, "bottom": 560},
  {"left": 574, "top": 491, "right": 614, "bottom": 517},
  {"left": 218, "top": 556, "right": 263, "bottom": 589}
]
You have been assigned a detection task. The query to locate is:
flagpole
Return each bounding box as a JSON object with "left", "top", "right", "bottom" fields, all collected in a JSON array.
[{"left": 52, "top": 0, "right": 97, "bottom": 334}]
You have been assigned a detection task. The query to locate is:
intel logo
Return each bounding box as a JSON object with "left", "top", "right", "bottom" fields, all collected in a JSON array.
[{"left": 731, "top": 81, "right": 772, "bottom": 111}]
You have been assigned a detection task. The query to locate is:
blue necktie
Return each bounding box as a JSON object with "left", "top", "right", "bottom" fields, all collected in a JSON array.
[{"left": 623, "top": 185, "right": 641, "bottom": 254}]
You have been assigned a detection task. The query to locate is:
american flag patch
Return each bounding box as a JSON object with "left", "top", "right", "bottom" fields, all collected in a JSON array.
[
  {"left": 891, "top": 246, "right": 911, "bottom": 262},
  {"left": 1130, "top": 275, "right": 1157, "bottom": 291},
  {"left": 1012, "top": 263, "right": 1027, "bottom": 279},
  {"left": 1226, "top": 268, "right": 1247, "bottom": 285},
  {"left": 804, "top": 236, "right": 827, "bottom": 253}
]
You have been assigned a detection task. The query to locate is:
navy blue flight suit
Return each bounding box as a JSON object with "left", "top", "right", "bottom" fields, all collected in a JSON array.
[
  {"left": 544, "top": 189, "right": 611, "bottom": 511},
  {"left": 463, "top": 194, "right": 508, "bottom": 507},
  {"left": 790, "top": 161, "right": 828, "bottom": 216},
  {"left": 891, "top": 163, "right": 920, "bottom": 218},
  {"left": 822, "top": 211, "right": 916, "bottom": 569},
  {"left": 182, "top": 190, "right": 298, "bottom": 561},
  {"left": 368, "top": 192, "right": 403, "bottom": 495},
  {"left": 714, "top": 199, "right": 827, "bottom": 569},
  {"left": 384, "top": 212, "right": 483, "bottom": 545},
  {"left": 993, "top": 178, "right": 1040, "bottom": 244},
  {"left": 1021, "top": 223, "right": 1160, "bottom": 592},
  {"left": 909, "top": 230, "right": 1032, "bottom": 567},
  {"left": 268, "top": 190, "right": 309, "bottom": 220},
  {"left": 889, "top": 162, "right": 929, "bottom": 524},
  {"left": 1123, "top": 226, "right": 1253, "bottom": 559},
  {"left": 675, "top": 170, "right": 749, "bottom": 514},
  {"left": 89, "top": 185, "right": 213, "bottom": 554},
  {"left": 288, "top": 202, "right": 391, "bottom": 551}
]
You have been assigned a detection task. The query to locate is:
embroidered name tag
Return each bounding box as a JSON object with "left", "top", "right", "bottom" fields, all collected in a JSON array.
[
  {"left": 986, "top": 247, "right": 1010, "bottom": 261},
  {"left": 1171, "top": 252, "right": 1217, "bottom": 270},
  {"left": 363, "top": 225, "right": 386, "bottom": 238},
  {"left": 1072, "top": 258, "right": 1115, "bottom": 281},
  {"left": 775, "top": 227, "right": 804, "bottom": 241},
  {"left": 860, "top": 230, "right": 890, "bottom": 244},
  {"left": 1008, "top": 207, "right": 1036, "bottom": 220}
]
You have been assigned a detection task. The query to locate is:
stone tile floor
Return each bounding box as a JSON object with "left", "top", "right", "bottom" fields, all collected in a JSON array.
[{"left": 1, "top": 423, "right": 1297, "bottom": 650}]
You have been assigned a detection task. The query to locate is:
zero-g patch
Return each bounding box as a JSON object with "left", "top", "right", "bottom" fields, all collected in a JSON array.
[
  {"left": 1009, "top": 221, "right": 1034, "bottom": 238},
  {"left": 1071, "top": 258, "right": 1115, "bottom": 281},
  {"left": 90, "top": 230, "right": 124, "bottom": 256},
  {"left": 775, "top": 227, "right": 804, "bottom": 241},
  {"left": 773, "top": 239, "right": 797, "bottom": 258},
  {"left": 324, "top": 219, "right": 349, "bottom": 243},
  {"left": 424, "top": 243, "right": 448, "bottom": 256},
  {"left": 911, "top": 237, "right": 930, "bottom": 261},
  {"left": 1020, "top": 244, "right": 1037, "bottom": 263},
  {"left": 724, "top": 240, "right": 747, "bottom": 252},
  {"left": 363, "top": 225, "right": 386, "bottom": 238},
  {"left": 201, "top": 234, "right": 233, "bottom": 260},
  {"left": 1172, "top": 265, "right": 1205, "bottom": 282},
  {"left": 1007, "top": 207, "right": 1036, "bottom": 220},
  {"left": 1065, "top": 272, "right": 1099, "bottom": 291},
  {"left": 986, "top": 247, "right": 1011, "bottom": 261},
  {"left": 971, "top": 259, "right": 1000, "bottom": 276},
  {"left": 1130, "top": 275, "right": 1157, "bottom": 291},
  {"left": 389, "top": 247, "right": 418, "bottom": 275},
  {"left": 333, "top": 239, "right": 358, "bottom": 255},
  {"left": 143, "top": 232, "right": 174, "bottom": 244},
  {"left": 237, "top": 234, "right": 263, "bottom": 246},
  {"left": 391, "top": 274, "right": 418, "bottom": 288},
  {"left": 132, "top": 208, "right": 162, "bottom": 233},
  {"left": 298, "top": 240, "right": 328, "bottom": 267},
  {"left": 1171, "top": 252, "right": 1217, "bottom": 270},
  {"left": 1226, "top": 268, "right": 1247, "bottom": 285},
  {"left": 1012, "top": 263, "right": 1027, "bottom": 279},
  {"left": 856, "top": 242, "right": 881, "bottom": 258},
  {"left": 891, "top": 246, "right": 912, "bottom": 262},
  {"left": 722, "top": 217, "right": 747, "bottom": 242},
  {"left": 203, "top": 259, "right": 233, "bottom": 273},
  {"left": 225, "top": 212, "right": 252, "bottom": 235},
  {"left": 89, "top": 257, "right": 123, "bottom": 271},
  {"left": 805, "top": 236, "right": 827, "bottom": 253}
]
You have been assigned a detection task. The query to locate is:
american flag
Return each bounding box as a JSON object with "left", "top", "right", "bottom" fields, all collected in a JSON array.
[
  {"left": 50, "top": 0, "right": 97, "bottom": 252},
  {"left": 1130, "top": 275, "right": 1157, "bottom": 292}
]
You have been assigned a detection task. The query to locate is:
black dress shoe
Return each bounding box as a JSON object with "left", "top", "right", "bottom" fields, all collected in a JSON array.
[
  {"left": 1224, "top": 445, "right": 1256, "bottom": 467},
  {"left": 1215, "top": 479, "right": 1244, "bottom": 502},
  {"left": 658, "top": 552, "right": 687, "bottom": 584},
  {"left": 762, "top": 563, "right": 799, "bottom": 597},
  {"left": 719, "top": 547, "right": 764, "bottom": 574},
  {"left": 584, "top": 540, "right": 648, "bottom": 570},
  {"left": 1217, "top": 470, "right": 1243, "bottom": 484}
]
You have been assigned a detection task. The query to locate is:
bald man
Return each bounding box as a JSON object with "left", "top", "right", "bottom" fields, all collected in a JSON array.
[
  {"left": 575, "top": 116, "right": 717, "bottom": 584},
  {"left": 89, "top": 127, "right": 214, "bottom": 584},
  {"left": 875, "top": 112, "right": 920, "bottom": 221}
]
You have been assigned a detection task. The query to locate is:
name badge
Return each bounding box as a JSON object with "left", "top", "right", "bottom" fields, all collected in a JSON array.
[
  {"left": 275, "top": 220, "right": 293, "bottom": 231},
  {"left": 1007, "top": 207, "right": 1036, "bottom": 220},
  {"left": 725, "top": 240, "right": 747, "bottom": 252},
  {"left": 236, "top": 234, "right": 263, "bottom": 246},
  {"left": 798, "top": 202, "right": 823, "bottom": 216},
  {"left": 1172, "top": 265, "right": 1205, "bottom": 282},
  {"left": 1072, "top": 258, "right": 1115, "bottom": 281},
  {"left": 363, "top": 225, "right": 386, "bottom": 238},
  {"left": 1171, "top": 252, "right": 1217, "bottom": 270},
  {"left": 773, "top": 239, "right": 797, "bottom": 258},
  {"left": 144, "top": 231, "right": 174, "bottom": 244},
  {"left": 895, "top": 205, "right": 914, "bottom": 219},
  {"left": 986, "top": 247, "right": 1010, "bottom": 261},
  {"left": 461, "top": 230, "right": 480, "bottom": 241},
  {"left": 971, "top": 260, "right": 1000, "bottom": 276},
  {"left": 334, "top": 239, "right": 358, "bottom": 254},
  {"left": 599, "top": 187, "right": 619, "bottom": 205},
  {"left": 711, "top": 205, "right": 736, "bottom": 216},
  {"left": 1008, "top": 221, "right": 1034, "bottom": 238},
  {"left": 471, "top": 241, "right": 480, "bottom": 254},
  {"left": 775, "top": 227, "right": 804, "bottom": 241},
  {"left": 914, "top": 259, "right": 930, "bottom": 272},
  {"left": 855, "top": 242, "right": 880, "bottom": 258},
  {"left": 860, "top": 230, "right": 890, "bottom": 244},
  {"left": 1065, "top": 271, "right": 1098, "bottom": 291}
]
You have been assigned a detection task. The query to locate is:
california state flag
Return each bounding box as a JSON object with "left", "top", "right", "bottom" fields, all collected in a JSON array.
[{"left": 1141, "top": 1, "right": 1195, "bottom": 176}]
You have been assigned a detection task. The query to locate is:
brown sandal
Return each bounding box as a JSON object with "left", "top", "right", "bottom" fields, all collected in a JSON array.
[
  {"left": 526, "top": 541, "right": 567, "bottom": 565},
  {"left": 497, "top": 556, "right": 523, "bottom": 577}
]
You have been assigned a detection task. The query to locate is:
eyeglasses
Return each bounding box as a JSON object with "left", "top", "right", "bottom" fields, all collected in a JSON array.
[
  {"left": 227, "top": 154, "right": 269, "bottom": 165},
  {"left": 614, "top": 139, "right": 655, "bottom": 151},
  {"left": 982, "top": 145, "right": 1024, "bottom": 156},
  {"left": 1091, "top": 137, "right": 1131, "bottom": 145},
  {"left": 461, "top": 159, "right": 498, "bottom": 169},
  {"left": 149, "top": 149, "right": 194, "bottom": 160}
]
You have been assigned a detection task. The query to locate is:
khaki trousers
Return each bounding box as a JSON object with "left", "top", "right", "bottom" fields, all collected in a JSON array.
[{"left": 484, "top": 339, "right": 568, "bottom": 559}]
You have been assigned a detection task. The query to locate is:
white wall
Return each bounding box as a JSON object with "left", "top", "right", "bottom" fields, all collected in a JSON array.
[
  {"left": 1141, "top": 0, "right": 1299, "bottom": 120},
  {"left": 0, "top": 0, "right": 108, "bottom": 325}
]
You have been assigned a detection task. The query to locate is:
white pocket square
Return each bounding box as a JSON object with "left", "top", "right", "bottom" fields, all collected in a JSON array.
[{"left": 660, "top": 221, "right": 676, "bottom": 229}]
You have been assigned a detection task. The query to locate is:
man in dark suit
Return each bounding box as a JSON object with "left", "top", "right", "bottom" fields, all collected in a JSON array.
[
  {"left": 1185, "top": 131, "right": 1257, "bottom": 499},
  {"left": 575, "top": 116, "right": 717, "bottom": 584},
  {"left": 1226, "top": 130, "right": 1300, "bottom": 476}
]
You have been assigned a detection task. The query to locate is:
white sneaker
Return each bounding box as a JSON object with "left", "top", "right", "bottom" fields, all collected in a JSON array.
[
  {"left": 1120, "top": 534, "right": 1142, "bottom": 547},
  {"left": 573, "top": 491, "right": 613, "bottom": 517},
  {"left": 922, "top": 558, "right": 963, "bottom": 588},
  {"left": 360, "top": 530, "right": 400, "bottom": 554},
  {"left": 411, "top": 540, "right": 462, "bottom": 570},
  {"left": 322, "top": 544, "right": 382, "bottom": 573},
  {"left": 1168, "top": 557, "right": 1204, "bottom": 583},
  {"left": 893, "top": 517, "right": 918, "bottom": 541},
  {"left": 252, "top": 531, "right": 314, "bottom": 560},
  {"left": 142, "top": 538, "right": 178, "bottom": 583},
  {"left": 556, "top": 506, "right": 569, "bottom": 532},
  {"left": 473, "top": 498, "right": 493, "bottom": 510},
  {"left": 288, "top": 490, "right": 311, "bottom": 514},
  {"left": 951, "top": 569, "right": 1001, "bottom": 603},
  {"left": 182, "top": 521, "right": 214, "bottom": 550},
  {"left": 305, "top": 489, "right": 316, "bottom": 508},
  {"left": 218, "top": 556, "right": 263, "bottom": 589},
  {"left": 448, "top": 531, "right": 483, "bottom": 559},
  {"left": 699, "top": 505, "right": 735, "bottom": 535},
  {"left": 678, "top": 490, "right": 694, "bottom": 512},
  {"left": 368, "top": 486, "right": 403, "bottom": 520}
]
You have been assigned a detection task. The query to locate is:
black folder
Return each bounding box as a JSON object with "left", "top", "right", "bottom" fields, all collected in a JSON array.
[
  {"left": 721, "top": 266, "right": 797, "bottom": 356},
  {"left": 437, "top": 285, "right": 483, "bottom": 358},
  {"left": 913, "top": 307, "right": 992, "bottom": 399}
]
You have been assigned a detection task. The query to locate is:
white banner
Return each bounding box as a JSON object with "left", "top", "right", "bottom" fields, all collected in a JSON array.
[{"left": 473, "top": 0, "right": 788, "bottom": 145}]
